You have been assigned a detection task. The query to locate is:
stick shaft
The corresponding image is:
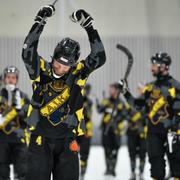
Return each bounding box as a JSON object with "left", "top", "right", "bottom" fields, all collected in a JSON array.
[
  {"left": 116, "top": 44, "right": 133, "bottom": 80},
  {"left": 52, "top": 0, "right": 58, "bottom": 6},
  {"left": 104, "top": 44, "right": 134, "bottom": 135}
]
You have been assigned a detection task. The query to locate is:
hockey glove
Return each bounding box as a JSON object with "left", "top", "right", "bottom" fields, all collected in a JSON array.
[
  {"left": 35, "top": 5, "right": 55, "bottom": 24},
  {"left": 70, "top": 9, "right": 93, "bottom": 29},
  {"left": 118, "top": 79, "right": 129, "bottom": 94}
]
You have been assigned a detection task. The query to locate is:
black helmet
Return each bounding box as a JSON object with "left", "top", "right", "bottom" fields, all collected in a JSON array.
[
  {"left": 110, "top": 82, "right": 121, "bottom": 90},
  {"left": 151, "top": 52, "right": 171, "bottom": 66},
  {"left": 3, "top": 66, "right": 19, "bottom": 79},
  {"left": 53, "top": 37, "right": 80, "bottom": 66}
]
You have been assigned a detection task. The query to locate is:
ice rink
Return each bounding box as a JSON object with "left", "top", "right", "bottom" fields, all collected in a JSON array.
[
  {"left": 10, "top": 145, "right": 172, "bottom": 180},
  {"left": 84, "top": 146, "right": 172, "bottom": 180},
  {"left": 85, "top": 146, "right": 151, "bottom": 180}
]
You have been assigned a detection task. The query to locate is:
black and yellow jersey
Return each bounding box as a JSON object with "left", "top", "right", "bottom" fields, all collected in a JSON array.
[
  {"left": 83, "top": 96, "right": 93, "bottom": 137},
  {"left": 0, "top": 88, "right": 30, "bottom": 143},
  {"left": 97, "top": 97, "right": 127, "bottom": 136},
  {"left": 124, "top": 75, "right": 180, "bottom": 134},
  {"left": 126, "top": 103, "right": 147, "bottom": 138},
  {"left": 22, "top": 21, "right": 106, "bottom": 138}
]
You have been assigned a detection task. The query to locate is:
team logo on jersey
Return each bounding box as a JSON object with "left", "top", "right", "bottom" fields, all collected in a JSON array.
[
  {"left": 40, "top": 86, "right": 70, "bottom": 126},
  {"left": 151, "top": 89, "right": 161, "bottom": 99},
  {"left": 148, "top": 89, "right": 169, "bottom": 125},
  {"left": 0, "top": 106, "right": 20, "bottom": 135},
  {"left": 3, "top": 117, "right": 20, "bottom": 135},
  {"left": 50, "top": 81, "right": 67, "bottom": 92}
]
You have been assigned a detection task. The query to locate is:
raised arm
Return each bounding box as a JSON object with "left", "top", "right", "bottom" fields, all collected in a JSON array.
[
  {"left": 124, "top": 91, "right": 146, "bottom": 109},
  {"left": 70, "top": 10, "right": 106, "bottom": 74},
  {"left": 22, "top": 5, "right": 55, "bottom": 80},
  {"left": 118, "top": 79, "right": 147, "bottom": 110}
]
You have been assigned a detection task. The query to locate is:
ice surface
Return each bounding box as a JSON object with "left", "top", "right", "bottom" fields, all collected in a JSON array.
[
  {"left": 10, "top": 146, "right": 172, "bottom": 180},
  {"left": 85, "top": 146, "right": 151, "bottom": 180}
]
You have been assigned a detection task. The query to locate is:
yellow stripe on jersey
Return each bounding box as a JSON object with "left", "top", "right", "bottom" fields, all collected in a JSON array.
[
  {"left": 132, "top": 112, "right": 141, "bottom": 122},
  {"left": 168, "top": 87, "right": 176, "bottom": 98},
  {"left": 40, "top": 58, "right": 46, "bottom": 71},
  {"left": 143, "top": 84, "right": 153, "bottom": 94},
  {"left": 40, "top": 87, "right": 70, "bottom": 116}
]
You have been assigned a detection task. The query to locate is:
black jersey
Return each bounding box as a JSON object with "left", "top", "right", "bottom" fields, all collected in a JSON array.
[
  {"left": 0, "top": 88, "right": 30, "bottom": 143},
  {"left": 83, "top": 96, "right": 93, "bottom": 137},
  {"left": 124, "top": 75, "right": 180, "bottom": 134},
  {"left": 97, "top": 97, "right": 127, "bottom": 135},
  {"left": 22, "top": 22, "right": 106, "bottom": 139},
  {"left": 126, "top": 104, "right": 147, "bottom": 138}
]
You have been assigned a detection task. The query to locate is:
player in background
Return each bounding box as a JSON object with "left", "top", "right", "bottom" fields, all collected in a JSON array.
[
  {"left": 97, "top": 83, "right": 127, "bottom": 177},
  {"left": 0, "top": 66, "right": 30, "bottom": 180},
  {"left": 119, "top": 52, "right": 180, "bottom": 180},
  {"left": 126, "top": 83, "right": 147, "bottom": 180},
  {"left": 79, "top": 84, "right": 93, "bottom": 180}
]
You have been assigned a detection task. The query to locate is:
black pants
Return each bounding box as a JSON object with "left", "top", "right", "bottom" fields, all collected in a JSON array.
[
  {"left": 0, "top": 141, "right": 27, "bottom": 180},
  {"left": 102, "top": 128, "right": 121, "bottom": 174},
  {"left": 26, "top": 134, "right": 79, "bottom": 180},
  {"left": 127, "top": 132, "right": 146, "bottom": 173},
  {"left": 147, "top": 133, "right": 180, "bottom": 179},
  {"left": 79, "top": 136, "right": 91, "bottom": 175}
]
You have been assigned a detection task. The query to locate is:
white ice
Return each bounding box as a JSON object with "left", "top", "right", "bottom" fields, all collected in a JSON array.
[
  {"left": 10, "top": 146, "right": 172, "bottom": 180},
  {"left": 84, "top": 146, "right": 171, "bottom": 180},
  {"left": 85, "top": 146, "right": 151, "bottom": 180}
]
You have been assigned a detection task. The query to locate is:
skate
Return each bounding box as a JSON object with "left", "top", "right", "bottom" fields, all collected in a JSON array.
[
  {"left": 104, "top": 169, "right": 116, "bottom": 180},
  {"left": 104, "top": 174, "right": 115, "bottom": 180},
  {"left": 105, "top": 168, "right": 116, "bottom": 177},
  {"left": 129, "top": 172, "right": 136, "bottom": 180},
  {"left": 139, "top": 173, "right": 144, "bottom": 180},
  {"left": 80, "top": 174, "right": 85, "bottom": 180}
]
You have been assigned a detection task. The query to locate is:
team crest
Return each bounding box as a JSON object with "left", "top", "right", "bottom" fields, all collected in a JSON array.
[
  {"left": 50, "top": 81, "right": 66, "bottom": 92},
  {"left": 151, "top": 89, "right": 161, "bottom": 99},
  {"left": 46, "top": 102, "right": 69, "bottom": 126},
  {"left": 40, "top": 85, "right": 70, "bottom": 126},
  {"left": 3, "top": 118, "right": 20, "bottom": 135},
  {"left": 148, "top": 94, "right": 169, "bottom": 125}
]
